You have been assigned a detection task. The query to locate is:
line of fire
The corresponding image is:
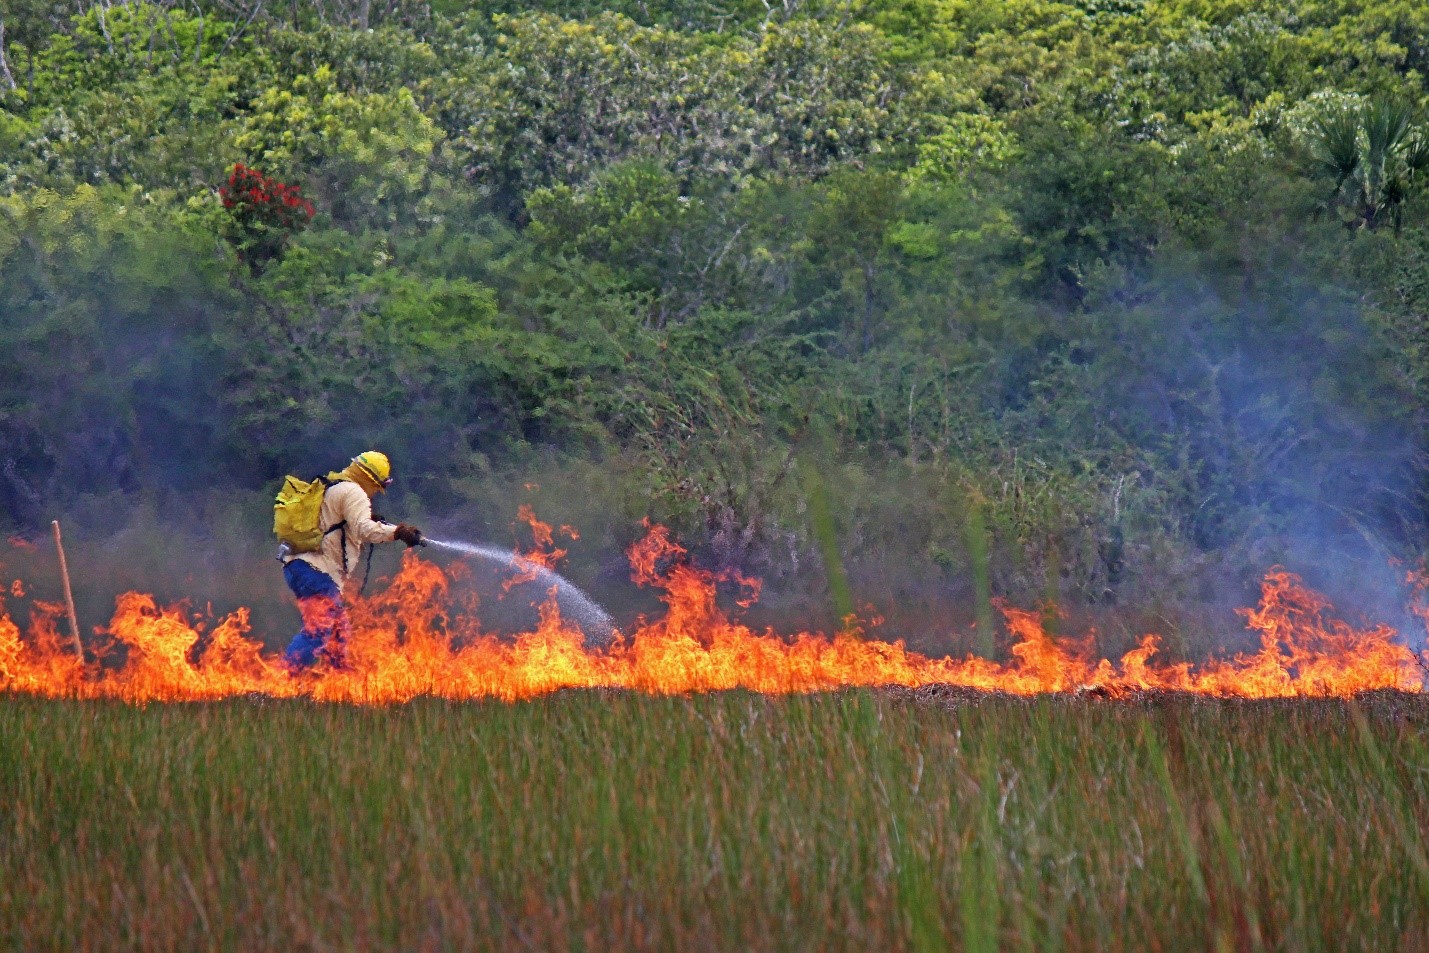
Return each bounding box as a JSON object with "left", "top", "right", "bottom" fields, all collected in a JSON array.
[{"left": 3, "top": 514, "right": 1425, "bottom": 704}]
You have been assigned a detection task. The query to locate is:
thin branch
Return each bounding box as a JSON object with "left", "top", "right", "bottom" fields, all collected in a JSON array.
[
  {"left": 116, "top": 0, "right": 138, "bottom": 59},
  {"left": 220, "top": 0, "right": 265, "bottom": 57},
  {"left": 153, "top": 1, "right": 179, "bottom": 63},
  {"left": 0, "top": 19, "right": 16, "bottom": 92},
  {"left": 189, "top": 0, "right": 205, "bottom": 64},
  {"left": 1414, "top": 650, "right": 1429, "bottom": 685},
  {"left": 146, "top": 4, "right": 159, "bottom": 66},
  {"left": 700, "top": 222, "right": 744, "bottom": 279},
  {"left": 95, "top": 1, "right": 117, "bottom": 55}
]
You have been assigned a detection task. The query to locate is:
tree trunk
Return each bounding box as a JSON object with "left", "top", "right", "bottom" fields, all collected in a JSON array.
[{"left": 0, "top": 19, "right": 18, "bottom": 91}]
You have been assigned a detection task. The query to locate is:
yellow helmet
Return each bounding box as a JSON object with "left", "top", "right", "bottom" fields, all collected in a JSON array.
[{"left": 351, "top": 451, "right": 392, "bottom": 490}]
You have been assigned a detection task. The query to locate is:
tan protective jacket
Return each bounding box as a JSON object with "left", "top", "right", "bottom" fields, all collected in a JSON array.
[{"left": 289, "top": 480, "right": 397, "bottom": 589}]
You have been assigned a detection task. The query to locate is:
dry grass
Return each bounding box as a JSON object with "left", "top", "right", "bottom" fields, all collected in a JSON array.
[{"left": 2, "top": 690, "right": 1427, "bottom": 951}]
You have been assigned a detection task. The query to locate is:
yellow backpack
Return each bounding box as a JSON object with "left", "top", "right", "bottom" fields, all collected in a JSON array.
[{"left": 273, "top": 475, "right": 340, "bottom": 553}]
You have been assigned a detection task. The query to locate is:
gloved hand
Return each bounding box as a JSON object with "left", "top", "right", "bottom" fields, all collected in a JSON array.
[{"left": 393, "top": 523, "right": 423, "bottom": 547}]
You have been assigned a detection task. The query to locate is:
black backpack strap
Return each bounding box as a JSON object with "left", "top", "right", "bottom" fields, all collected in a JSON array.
[
  {"left": 329, "top": 521, "right": 350, "bottom": 575},
  {"left": 317, "top": 477, "right": 350, "bottom": 574},
  {"left": 359, "top": 543, "right": 375, "bottom": 595}
]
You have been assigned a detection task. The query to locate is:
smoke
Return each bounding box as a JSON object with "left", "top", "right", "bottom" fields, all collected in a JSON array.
[{"left": 1097, "top": 264, "right": 1428, "bottom": 645}]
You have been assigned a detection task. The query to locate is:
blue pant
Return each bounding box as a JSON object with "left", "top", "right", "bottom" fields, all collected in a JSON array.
[{"left": 283, "top": 560, "right": 350, "bottom": 670}]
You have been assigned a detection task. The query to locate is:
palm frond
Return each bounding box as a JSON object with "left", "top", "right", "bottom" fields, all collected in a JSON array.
[
  {"left": 1310, "top": 110, "right": 1361, "bottom": 193},
  {"left": 1362, "top": 97, "right": 1414, "bottom": 165},
  {"left": 1383, "top": 171, "right": 1408, "bottom": 207},
  {"left": 1404, "top": 133, "right": 1429, "bottom": 177}
]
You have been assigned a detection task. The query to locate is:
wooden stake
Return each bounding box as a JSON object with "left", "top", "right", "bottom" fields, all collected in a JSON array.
[{"left": 51, "top": 520, "right": 83, "bottom": 660}]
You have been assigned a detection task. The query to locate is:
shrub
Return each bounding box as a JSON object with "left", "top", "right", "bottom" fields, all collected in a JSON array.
[{"left": 218, "top": 163, "right": 315, "bottom": 268}]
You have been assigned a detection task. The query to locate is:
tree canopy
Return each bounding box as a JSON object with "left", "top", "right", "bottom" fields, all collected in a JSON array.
[{"left": 3, "top": 0, "right": 1429, "bottom": 621}]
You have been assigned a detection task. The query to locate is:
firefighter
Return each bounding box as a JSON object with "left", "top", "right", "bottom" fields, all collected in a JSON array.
[{"left": 279, "top": 451, "right": 423, "bottom": 670}]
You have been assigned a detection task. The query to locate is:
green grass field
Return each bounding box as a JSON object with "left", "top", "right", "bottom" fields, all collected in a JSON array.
[{"left": 2, "top": 690, "right": 1427, "bottom": 952}]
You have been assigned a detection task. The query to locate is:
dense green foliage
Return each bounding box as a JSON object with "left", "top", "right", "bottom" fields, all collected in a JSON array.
[
  {"left": 2, "top": 692, "right": 1426, "bottom": 949},
  {"left": 4, "top": 0, "right": 1429, "bottom": 627}
]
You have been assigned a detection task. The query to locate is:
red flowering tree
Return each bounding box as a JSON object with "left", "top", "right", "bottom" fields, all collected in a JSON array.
[{"left": 218, "top": 164, "right": 315, "bottom": 269}]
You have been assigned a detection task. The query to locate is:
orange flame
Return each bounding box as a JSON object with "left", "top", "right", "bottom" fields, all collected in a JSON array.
[
  {"left": 0, "top": 522, "right": 1424, "bottom": 704},
  {"left": 500, "top": 504, "right": 576, "bottom": 592}
]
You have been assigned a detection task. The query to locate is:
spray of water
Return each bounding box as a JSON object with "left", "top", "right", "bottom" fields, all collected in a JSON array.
[{"left": 422, "top": 537, "right": 619, "bottom": 646}]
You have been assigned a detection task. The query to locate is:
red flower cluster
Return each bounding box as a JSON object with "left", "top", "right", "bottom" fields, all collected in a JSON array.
[
  {"left": 219, "top": 163, "right": 315, "bottom": 229},
  {"left": 218, "top": 164, "right": 314, "bottom": 268}
]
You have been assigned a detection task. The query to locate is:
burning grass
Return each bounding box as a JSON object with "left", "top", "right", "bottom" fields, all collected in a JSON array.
[
  {"left": 1, "top": 521, "right": 1427, "bottom": 703},
  {"left": 2, "top": 691, "right": 1426, "bottom": 951}
]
